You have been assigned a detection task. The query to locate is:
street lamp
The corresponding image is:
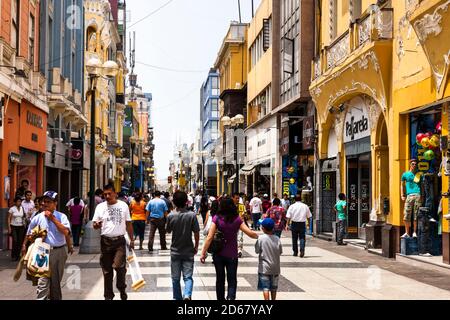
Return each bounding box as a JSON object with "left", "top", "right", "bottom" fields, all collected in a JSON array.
[
  {"left": 129, "top": 135, "right": 138, "bottom": 194},
  {"left": 221, "top": 114, "right": 245, "bottom": 194},
  {"left": 86, "top": 57, "right": 119, "bottom": 219},
  {"left": 80, "top": 58, "right": 118, "bottom": 255},
  {"left": 195, "top": 150, "right": 209, "bottom": 195}
]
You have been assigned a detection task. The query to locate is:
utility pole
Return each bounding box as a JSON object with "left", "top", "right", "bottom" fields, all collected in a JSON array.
[{"left": 238, "top": 0, "right": 242, "bottom": 23}]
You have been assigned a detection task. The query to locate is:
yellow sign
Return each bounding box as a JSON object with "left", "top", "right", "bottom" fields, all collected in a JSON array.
[
  {"left": 179, "top": 176, "right": 186, "bottom": 187},
  {"left": 347, "top": 227, "right": 358, "bottom": 234}
]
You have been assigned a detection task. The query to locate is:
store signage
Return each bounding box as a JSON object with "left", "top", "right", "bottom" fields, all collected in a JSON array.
[
  {"left": 344, "top": 106, "right": 370, "bottom": 143},
  {"left": 71, "top": 139, "right": 85, "bottom": 169},
  {"left": 303, "top": 116, "right": 315, "bottom": 150},
  {"left": 9, "top": 152, "right": 20, "bottom": 163},
  {"left": 280, "top": 122, "right": 289, "bottom": 156},
  {"left": 26, "top": 111, "right": 44, "bottom": 129},
  {"left": 282, "top": 37, "right": 294, "bottom": 74}
]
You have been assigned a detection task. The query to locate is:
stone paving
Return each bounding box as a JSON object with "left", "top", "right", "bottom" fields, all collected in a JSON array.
[{"left": 1, "top": 219, "right": 450, "bottom": 300}]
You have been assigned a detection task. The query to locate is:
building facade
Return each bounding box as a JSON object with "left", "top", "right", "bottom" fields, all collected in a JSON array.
[
  {"left": 200, "top": 69, "right": 220, "bottom": 196},
  {"left": 310, "top": 0, "right": 450, "bottom": 264},
  {"left": 0, "top": 0, "right": 48, "bottom": 248},
  {"left": 40, "top": 0, "right": 87, "bottom": 209},
  {"left": 214, "top": 22, "right": 248, "bottom": 196},
  {"left": 244, "top": 0, "right": 277, "bottom": 197}
]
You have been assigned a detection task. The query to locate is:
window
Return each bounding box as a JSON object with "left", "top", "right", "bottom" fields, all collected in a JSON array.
[
  {"left": 11, "top": 0, "right": 20, "bottom": 51},
  {"left": 29, "top": 14, "right": 35, "bottom": 67}
]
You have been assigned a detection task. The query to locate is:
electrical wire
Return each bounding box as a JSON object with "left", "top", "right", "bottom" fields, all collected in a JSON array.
[
  {"left": 136, "top": 61, "right": 208, "bottom": 74},
  {"left": 128, "top": 0, "right": 175, "bottom": 29}
]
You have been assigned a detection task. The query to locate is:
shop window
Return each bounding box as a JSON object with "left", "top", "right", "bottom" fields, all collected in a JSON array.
[{"left": 16, "top": 149, "right": 38, "bottom": 198}]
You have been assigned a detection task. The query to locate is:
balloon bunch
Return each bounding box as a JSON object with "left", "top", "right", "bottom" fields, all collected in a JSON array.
[{"left": 416, "top": 126, "right": 441, "bottom": 161}]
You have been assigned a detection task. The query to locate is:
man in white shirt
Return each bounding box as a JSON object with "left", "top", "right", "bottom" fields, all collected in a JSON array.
[
  {"left": 286, "top": 194, "right": 312, "bottom": 258},
  {"left": 93, "top": 184, "right": 134, "bottom": 300},
  {"left": 249, "top": 193, "right": 263, "bottom": 231},
  {"left": 21, "top": 191, "right": 35, "bottom": 222}
]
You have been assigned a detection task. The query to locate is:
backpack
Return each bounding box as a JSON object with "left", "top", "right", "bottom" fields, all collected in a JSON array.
[{"left": 207, "top": 218, "right": 225, "bottom": 254}]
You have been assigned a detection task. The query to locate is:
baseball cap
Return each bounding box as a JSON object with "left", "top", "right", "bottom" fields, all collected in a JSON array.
[
  {"left": 261, "top": 218, "right": 275, "bottom": 231},
  {"left": 264, "top": 194, "right": 269, "bottom": 198},
  {"left": 42, "top": 191, "right": 58, "bottom": 201}
]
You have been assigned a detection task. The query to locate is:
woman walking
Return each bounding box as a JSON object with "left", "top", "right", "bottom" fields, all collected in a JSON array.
[
  {"left": 200, "top": 198, "right": 258, "bottom": 300},
  {"left": 130, "top": 192, "right": 148, "bottom": 250},
  {"left": 8, "top": 196, "right": 26, "bottom": 261},
  {"left": 68, "top": 197, "right": 86, "bottom": 247},
  {"left": 199, "top": 195, "right": 209, "bottom": 225}
]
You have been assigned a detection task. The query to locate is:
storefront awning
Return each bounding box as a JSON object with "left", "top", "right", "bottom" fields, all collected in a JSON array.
[
  {"left": 240, "top": 164, "right": 255, "bottom": 175},
  {"left": 228, "top": 174, "right": 236, "bottom": 184}
]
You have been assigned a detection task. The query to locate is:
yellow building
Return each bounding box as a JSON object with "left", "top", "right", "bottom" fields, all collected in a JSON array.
[
  {"left": 84, "top": 0, "right": 125, "bottom": 191},
  {"left": 213, "top": 22, "right": 249, "bottom": 195},
  {"left": 245, "top": 0, "right": 277, "bottom": 196},
  {"left": 310, "top": 0, "right": 450, "bottom": 263}
]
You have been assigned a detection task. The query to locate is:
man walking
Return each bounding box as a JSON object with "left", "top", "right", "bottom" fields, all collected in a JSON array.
[
  {"left": 146, "top": 191, "right": 169, "bottom": 252},
  {"left": 166, "top": 191, "right": 200, "bottom": 300},
  {"left": 281, "top": 193, "right": 290, "bottom": 211},
  {"left": 22, "top": 190, "right": 35, "bottom": 223},
  {"left": 22, "top": 191, "right": 72, "bottom": 300},
  {"left": 286, "top": 193, "right": 312, "bottom": 257},
  {"left": 93, "top": 184, "right": 134, "bottom": 300},
  {"left": 249, "top": 193, "right": 262, "bottom": 230}
]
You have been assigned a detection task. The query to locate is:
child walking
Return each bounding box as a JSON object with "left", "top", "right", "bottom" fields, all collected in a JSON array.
[{"left": 255, "top": 218, "right": 283, "bottom": 300}]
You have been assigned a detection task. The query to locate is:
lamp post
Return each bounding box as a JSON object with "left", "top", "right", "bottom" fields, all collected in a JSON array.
[
  {"left": 86, "top": 58, "right": 119, "bottom": 219},
  {"left": 80, "top": 58, "right": 118, "bottom": 255},
  {"left": 129, "top": 136, "right": 138, "bottom": 194},
  {"left": 221, "top": 114, "right": 245, "bottom": 194}
]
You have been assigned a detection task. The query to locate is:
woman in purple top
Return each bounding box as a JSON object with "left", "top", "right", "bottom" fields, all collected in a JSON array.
[
  {"left": 68, "top": 197, "right": 86, "bottom": 247},
  {"left": 200, "top": 198, "right": 258, "bottom": 300}
]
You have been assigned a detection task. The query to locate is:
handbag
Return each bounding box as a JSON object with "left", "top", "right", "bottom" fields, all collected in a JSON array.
[
  {"left": 203, "top": 212, "right": 212, "bottom": 236},
  {"left": 207, "top": 219, "right": 225, "bottom": 254}
]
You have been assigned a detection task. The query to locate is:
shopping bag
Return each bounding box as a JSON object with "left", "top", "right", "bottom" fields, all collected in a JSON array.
[
  {"left": 125, "top": 235, "right": 146, "bottom": 291},
  {"left": 26, "top": 238, "right": 51, "bottom": 278}
]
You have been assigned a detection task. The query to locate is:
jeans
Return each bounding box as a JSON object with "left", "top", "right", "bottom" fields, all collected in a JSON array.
[
  {"left": 213, "top": 254, "right": 238, "bottom": 300},
  {"left": 100, "top": 236, "right": 127, "bottom": 300},
  {"left": 71, "top": 224, "right": 82, "bottom": 247},
  {"left": 423, "top": 175, "right": 436, "bottom": 220},
  {"left": 337, "top": 219, "right": 347, "bottom": 244},
  {"left": 291, "top": 222, "right": 306, "bottom": 254},
  {"left": 133, "top": 220, "right": 146, "bottom": 243},
  {"left": 148, "top": 217, "right": 167, "bottom": 250},
  {"left": 252, "top": 213, "right": 261, "bottom": 230},
  {"left": 171, "top": 255, "right": 194, "bottom": 300}
]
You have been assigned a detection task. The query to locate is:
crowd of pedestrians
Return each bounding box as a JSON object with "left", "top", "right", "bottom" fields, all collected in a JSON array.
[{"left": 9, "top": 181, "right": 340, "bottom": 301}]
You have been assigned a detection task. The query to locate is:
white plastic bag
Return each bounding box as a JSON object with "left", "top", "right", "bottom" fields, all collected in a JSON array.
[
  {"left": 125, "top": 235, "right": 146, "bottom": 291},
  {"left": 27, "top": 238, "right": 51, "bottom": 278}
]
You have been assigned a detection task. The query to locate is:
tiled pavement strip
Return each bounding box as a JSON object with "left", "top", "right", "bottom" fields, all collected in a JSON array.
[{"left": 1, "top": 217, "right": 450, "bottom": 300}]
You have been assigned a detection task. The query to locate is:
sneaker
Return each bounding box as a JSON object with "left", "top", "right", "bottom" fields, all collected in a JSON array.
[
  {"left": 429, "top": 218, "right": 437, "bottom": 223},
  {"left": 401, "top": 233, "right": 409, "bottom": 238},
  {"left": 412, "top": 232, "right": 417, "bottom": 238},
  {"left": 184, "top": 296, "right": 192, "bottom": 301},
  {"left": 444, "top": 214, "right": 450, "bottom": 220}
]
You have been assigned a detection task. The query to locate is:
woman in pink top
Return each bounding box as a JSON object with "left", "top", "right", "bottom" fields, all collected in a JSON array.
[
  {"left": 200, "top": 198, "right": 258, "bottom": 300},
  {"left": 68, "top": 197, "right": 85, "bottom": 247}
]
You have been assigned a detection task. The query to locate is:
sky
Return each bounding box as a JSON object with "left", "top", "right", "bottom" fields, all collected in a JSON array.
[{"left": 126, "top": 0, "right": 262, "bottom": 180}]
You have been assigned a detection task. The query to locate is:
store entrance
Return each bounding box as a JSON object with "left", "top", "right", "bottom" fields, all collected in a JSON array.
[{"left": 347, "top": 153, "right": 371, "bottom": 239}]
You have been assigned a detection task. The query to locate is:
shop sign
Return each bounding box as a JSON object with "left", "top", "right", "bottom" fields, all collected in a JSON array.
[
  {"left": 71, "top": 139, "right": 85, "bottom": 169},
  {"left": 26, "top": 111, "right": 44, "bottom": 129},
  {"left": 344, "top": 106, "right": 370, "bottom": 143},
  {"left": 9, "top": 152, "right": 20, "bottom": 163},
  {"left": 303, "top": 116, "right": 315, "bottom": 150},
  {"left": 280, "top": 122, "right": 289, "bottom": 156}
]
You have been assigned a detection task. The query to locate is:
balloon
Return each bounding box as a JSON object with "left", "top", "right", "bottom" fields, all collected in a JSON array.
[
  {"left": 416, "top": 133, "right": 426, "bottom": 143},
  {"left": 289, "top": 178, "right": 296, "bottom": 184},
  {"left": 287, "top": 167, "right": 295, "bottom": 174},
  {"left": 429, "top": 135, "right": 440, "bottom": 148},
  {"left": 421, "top": 137, "right": 430, "bottom": 148},
  {"left": 425, "top": 132, "right": 433, "bottom": 138},
  {"left": 436, "top": 121, "right": 442, "bottom": 133},
  {"left": 424, "top": 149, "right": 435, "bottom": 161}
]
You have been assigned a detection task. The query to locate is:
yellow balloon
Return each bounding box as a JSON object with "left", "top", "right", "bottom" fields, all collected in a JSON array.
[
  {"left": 421, "top": 137, "right": 430, "bottom": 148},
  {"left": 289, "top": 178, "right": 296, "bottom": 184},
  {"left": 429, "top": 135, "right": 439, "bottom": 148}
]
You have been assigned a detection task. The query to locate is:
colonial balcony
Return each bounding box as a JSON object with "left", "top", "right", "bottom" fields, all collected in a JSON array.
[
  {"left": 310, "top": 6, "right": 393, "bottom": 124},
  {"left": 407, "top": 0, "right": 450, "bottom": 98},
  {"left": 48, "top": 67, "right": 88, "bottom": 130}
]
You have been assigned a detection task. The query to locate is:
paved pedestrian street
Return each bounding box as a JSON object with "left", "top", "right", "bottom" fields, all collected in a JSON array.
[{"left": 1, "top": 219, "right": 450, "bottom": 300}]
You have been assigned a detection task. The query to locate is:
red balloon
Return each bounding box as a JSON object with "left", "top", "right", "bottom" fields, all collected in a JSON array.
[
  {"left": 436, "top": 121, "right": 442, "bottom": 133},
  {"left": 416, "top": 133, "right": 426, "bottom": 143},
  {"left": 425, "top": 132, "right": 433, "bottom": 138}
]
